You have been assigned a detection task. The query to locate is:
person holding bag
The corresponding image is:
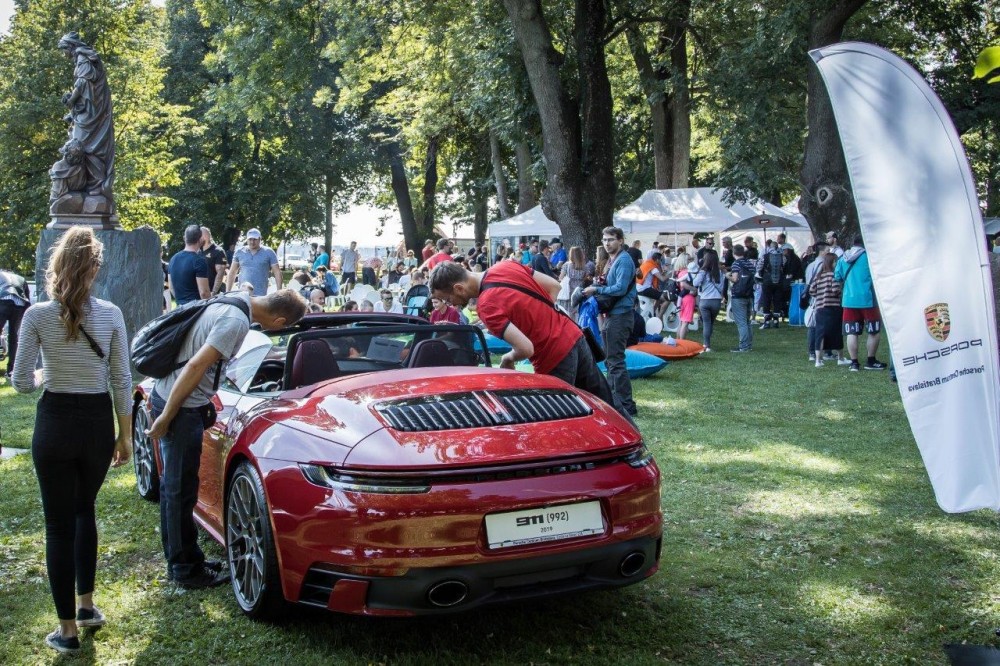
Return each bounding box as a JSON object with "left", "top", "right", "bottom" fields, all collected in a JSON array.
[
  {"left": 809, "top": 252, "right": 846, "bottom": 367},
  {"left": 12, "top": 227, "right": 132, "bottom": 654}
]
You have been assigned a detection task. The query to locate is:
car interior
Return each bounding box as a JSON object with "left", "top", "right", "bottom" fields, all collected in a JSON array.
[{"left": 234, "top": 323, "right": 490, "bottom": 394}]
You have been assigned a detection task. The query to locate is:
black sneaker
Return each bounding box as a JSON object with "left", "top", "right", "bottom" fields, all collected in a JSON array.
[
  {"left": 175, "top": 567, "right": 230, "bottom": 590},
  {"left": 850, "top": 362, "right": 860, "bottom": 372},
  {"left": 45, "top": 629, "right": 80, "bottom": 654},
  {"left": 864, "top": 360, "right": 887, "bottom": 370},
  {"left": 76, "top": 605, "right": 105, "bottom": 628},
  {"left": 167, "top": 559, "right": 223, "bottom": 582}
]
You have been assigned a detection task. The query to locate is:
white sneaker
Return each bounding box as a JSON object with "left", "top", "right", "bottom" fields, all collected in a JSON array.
[
  {"left": 837, "top": 358, "right": 853, "bottom": 366},
  {"left": 808, "top": 353, "right": 815, "bottom": 361},
  {"left": 815, "top": 359, "right": 823, "bottom": 368}
]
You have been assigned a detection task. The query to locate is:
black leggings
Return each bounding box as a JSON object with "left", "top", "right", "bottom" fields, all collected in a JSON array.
[{"left": 32, "top": 392, "right": 115, "bottom": 620}]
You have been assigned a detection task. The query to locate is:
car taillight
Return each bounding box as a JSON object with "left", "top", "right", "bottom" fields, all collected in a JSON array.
[
  {"left": 624, "top": 444, "right": 654, "bottom": 468},
  {"left": 299, "top": 464, "right": 431, "bottom": 494}
]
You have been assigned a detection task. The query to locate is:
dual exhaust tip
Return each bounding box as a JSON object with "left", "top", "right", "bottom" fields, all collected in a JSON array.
[{"left": 425, "top": 551, "right": 647, "bottom": 608}]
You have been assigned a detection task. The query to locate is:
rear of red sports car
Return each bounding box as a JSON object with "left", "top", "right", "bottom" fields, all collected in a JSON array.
[{"left": 242, "top": 367, "right": 662, "bottom": 617}]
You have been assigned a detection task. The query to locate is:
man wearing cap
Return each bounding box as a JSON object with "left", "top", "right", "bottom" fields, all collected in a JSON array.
[
  {"left": 225, "top": 228, "right": 282, "bottom": 295},
  {"left": 549, "top": 238, "right": 567, "bottom": 271}
]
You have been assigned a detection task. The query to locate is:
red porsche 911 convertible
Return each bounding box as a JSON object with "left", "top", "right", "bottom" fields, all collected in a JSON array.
[{"left": 131, "top": 312, "right": 662, "bottom": 619}]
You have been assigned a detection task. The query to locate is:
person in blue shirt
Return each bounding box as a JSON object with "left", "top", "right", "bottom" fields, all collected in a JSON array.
[
  {"left": 312, "top": 245, "right": 330, "bottom": 271},
  {"left": 315, "top": 266, "right": 339, "bottom": 297},
  {"left": 549, "top": 238, "right": 567, "bottom": 271},
  {"left": 583, "top": 226, "right": 638, "bottom": 417},
  {"left": 167, "top": 225, "right": 210, "bottom": 305}
]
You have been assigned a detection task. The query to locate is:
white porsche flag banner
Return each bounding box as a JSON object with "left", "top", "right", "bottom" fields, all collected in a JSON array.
[{"left": 810, "top": 42, "right": 1000, "bottom": 513}]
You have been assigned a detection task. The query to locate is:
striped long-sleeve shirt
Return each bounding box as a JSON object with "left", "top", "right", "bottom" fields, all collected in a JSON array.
[
  {"left": 12, "top": 297, "right": 132, "bottom": 416},
  {"left": 808, "top": 270, "right": 843, "bottom": 310}
]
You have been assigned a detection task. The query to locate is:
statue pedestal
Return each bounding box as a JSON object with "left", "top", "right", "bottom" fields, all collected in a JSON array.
[
  {"left": 48, "top": 213, "right": 120, "bottom": 230},
  {"left": 35, "top": 226, "right": 162, "bottom": 378}
]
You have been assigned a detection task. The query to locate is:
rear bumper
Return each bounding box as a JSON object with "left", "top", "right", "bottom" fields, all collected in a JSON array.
[{"left": 299, "top": 534, "right": 662, "bottom": 616}]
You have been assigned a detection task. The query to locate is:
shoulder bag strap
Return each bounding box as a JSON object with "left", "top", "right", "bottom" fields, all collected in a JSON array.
[{"left": 78, "top": 325, "right": 106, "bottom": 360}]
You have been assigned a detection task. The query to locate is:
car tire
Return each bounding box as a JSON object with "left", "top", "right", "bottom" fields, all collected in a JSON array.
[
  {"left": 226, "top": 462, "right": 284, "bottom": 619},
  {"left": 132, "top": 402, "right": 160, "bottom": 502}
]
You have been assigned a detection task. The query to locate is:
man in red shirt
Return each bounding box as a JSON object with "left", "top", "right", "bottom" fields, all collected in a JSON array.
[
  {"left": 421, "top": 239, "right": 435, "bottom": 263},
  {"left": 429, "top": 261, "right": 631, "bottom": 422},
  {"left": 422, "top": 239, "right": 453, "bottom": 271}
]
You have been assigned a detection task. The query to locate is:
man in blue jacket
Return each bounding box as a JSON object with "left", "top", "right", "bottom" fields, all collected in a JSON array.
[
  {"left": 834, "top": 236, "right": 886, "bottom": 371},
  {"left": 584, "top": 226, "right": 638, "bottom": 416}
]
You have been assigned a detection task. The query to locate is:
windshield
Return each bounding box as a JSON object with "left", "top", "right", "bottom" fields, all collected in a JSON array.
[{"left": 224, "top": 323, "right": 490, "bottom": 394}]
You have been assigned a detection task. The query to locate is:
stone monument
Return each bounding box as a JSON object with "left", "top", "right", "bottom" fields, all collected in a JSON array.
[
  {"left": 48, "top": 31, "right": 117, "bottom": 230},
  {"left": 35, "top": 33, "right": 162, "bottom": 370}
]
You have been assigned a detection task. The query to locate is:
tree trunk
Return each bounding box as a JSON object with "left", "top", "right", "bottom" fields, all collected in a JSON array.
[
  {"left": 501, "top": 0, "right": 616, "bottom": 253},
  {"left": 324, "top": 173, "right": 334, "bottom": 254},
  {"left": 421, "top": 136, "right": 439, "bottom": 232},
  {"left": 490, "top": 130, "right": 513, "bottom": 219},
  {"left": 667, "top": 0, "right": 691, "bottom": 189},
  {"left": 514, "top": 140, "right": 537, "bottom": 212},
  {"left": 799, "top": 0, "right": 868, "bottom": 242},
  {"left": 474, "top": 192, "right": 488, "bottom": 244},
  {"left": 388, "top": 142, "right": 419, "bottom": 252},
  {"left": 626, "top": 26, "right": 671, "bottom": 189}
]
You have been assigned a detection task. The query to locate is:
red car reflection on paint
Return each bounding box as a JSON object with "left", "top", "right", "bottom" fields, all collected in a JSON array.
[{"left": 131, "top": 313, "right": 661, "bottom": 619}]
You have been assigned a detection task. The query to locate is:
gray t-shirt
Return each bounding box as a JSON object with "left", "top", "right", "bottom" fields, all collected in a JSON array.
[
  {"left": 233, "top": 246, "right": 278, "bottom": 295},
  {"left": 153, "top": 293, "right": 253, "bottom": 407},
  {"left": 341, "top": 248, "right": 359, "bottom": 272}
]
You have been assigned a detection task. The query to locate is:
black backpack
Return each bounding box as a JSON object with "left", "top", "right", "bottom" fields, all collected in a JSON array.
[
  {"left": 730, "top": 261, "right": 755, "bottom": 298},
  {"left": 131, "top": 296, "right": 250, "bottom": 386}
]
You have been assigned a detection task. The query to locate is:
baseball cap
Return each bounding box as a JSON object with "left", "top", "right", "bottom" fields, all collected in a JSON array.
[
  {"left": 687, "top": 261, "right": 699, "bottom": 273},
  {"left": 550, "top": 237, "right": 561, "bottom": 244},
  {"left": 246, "top": 228, "right": 262, "bottom": 239}
]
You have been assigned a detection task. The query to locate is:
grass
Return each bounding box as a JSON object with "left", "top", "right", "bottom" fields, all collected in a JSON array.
[{"left": 1, "top": 319, "right": 998, "bottom": 665}]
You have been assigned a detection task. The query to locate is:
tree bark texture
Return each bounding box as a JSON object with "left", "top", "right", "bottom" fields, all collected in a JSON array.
[
  {"left": 387, "top": 142, "right": 420, "bottom": 252},
  {"left": 667, "top": 0, "right": 691, "bottom": 189},
  {"left": 799, "top": 0, "right": 868, "bottom": 242},
  {"left": 502, "top": 0, "right": 616, "bottom": 252},
  {"left": 490, "top": 130, "right": 513, "bottom": 219},
  {"left": 514, "top": 140, "right": 537, "bottom": 213},
  {"left": 324, "top": 173, "right": 334, "bottom": 254},
  {"left": 626, "top": 26, "right": 671, "bottom": 189},
  {"left": 421, "top": 136, "right": 440, "bottom": 232}
]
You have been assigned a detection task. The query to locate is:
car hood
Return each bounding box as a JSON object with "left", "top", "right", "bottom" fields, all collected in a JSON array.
[{"left": 262, "top": 368, "right": 638, "bottom": 470}]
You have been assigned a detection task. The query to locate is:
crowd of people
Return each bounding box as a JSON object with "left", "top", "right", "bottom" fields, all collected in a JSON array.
[{"left": 0, "top": 220, "right": 916, "bottom": 654}]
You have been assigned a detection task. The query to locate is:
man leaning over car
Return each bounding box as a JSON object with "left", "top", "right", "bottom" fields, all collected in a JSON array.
[
  {"left": 145, "top": 289, "right": 307, "bottom": 589},
  {"left": 429, "top": 260, "right": 634, "bottom": 425}
]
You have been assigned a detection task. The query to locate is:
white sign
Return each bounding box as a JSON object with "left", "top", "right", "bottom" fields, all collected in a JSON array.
[
  {"left": 811, "top": 42, "right": 1000, "bottom": 512},
  {"left": 485, "top": 501, "right": 604, "bottom": 549}
]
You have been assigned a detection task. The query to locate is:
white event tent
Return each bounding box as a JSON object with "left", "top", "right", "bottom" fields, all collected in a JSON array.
[{"left": 487, "top": 188, "right": 815, "bottom": 253}]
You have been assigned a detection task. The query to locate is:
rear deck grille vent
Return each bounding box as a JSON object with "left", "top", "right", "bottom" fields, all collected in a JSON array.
[{"left": 375, "top": 389, "right": 592, "bottom": 432}]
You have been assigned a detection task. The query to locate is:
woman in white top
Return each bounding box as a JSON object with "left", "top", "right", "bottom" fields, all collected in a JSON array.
[
  {"left": 12, "top": 227, "right": 132, "bottom": 654},
  {"left": 692, "top": 252, "right": 726, "bottom": 352}
]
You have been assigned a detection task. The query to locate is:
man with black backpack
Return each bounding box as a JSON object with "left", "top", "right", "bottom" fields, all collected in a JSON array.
[
  {"left": 728, "top": 244, "right": 756, "bottom": 353},
  {"left": 142, "top": 290, "right": 307, "bottom": 589}
]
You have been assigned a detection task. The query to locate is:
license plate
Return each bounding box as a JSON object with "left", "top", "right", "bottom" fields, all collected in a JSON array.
[{"left": 485, "top": 501, "right": 604, "bottom": 549}]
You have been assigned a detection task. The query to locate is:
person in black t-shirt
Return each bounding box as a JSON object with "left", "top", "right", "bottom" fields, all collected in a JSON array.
[{"left": 200, "top": 227, "right": 228, "bottom": 296}]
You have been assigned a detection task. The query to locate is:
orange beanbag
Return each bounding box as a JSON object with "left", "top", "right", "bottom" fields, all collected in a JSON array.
[{"left": 628, "top": 339, "right": 704, "bottom": 360}]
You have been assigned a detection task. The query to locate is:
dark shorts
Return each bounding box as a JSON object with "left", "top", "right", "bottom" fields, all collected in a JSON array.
[
  {"left": 842, "top": 306, "right": 881, "bottom": 324},
  {"left": 637, "top": 287, "right": 662, "bottom": 301}
]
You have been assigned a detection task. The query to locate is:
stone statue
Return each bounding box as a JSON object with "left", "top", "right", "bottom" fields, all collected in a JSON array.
[{"left": 48, "top": 32, "right": 117, "bottom": 228}]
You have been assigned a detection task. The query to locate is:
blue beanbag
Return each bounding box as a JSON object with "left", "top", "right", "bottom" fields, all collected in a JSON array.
[
  {"left": 474, "top": 332, "right": 513, "bottom": 354},
  {"left": 598, "top": 349, "right": 668, "bottom": 379}
]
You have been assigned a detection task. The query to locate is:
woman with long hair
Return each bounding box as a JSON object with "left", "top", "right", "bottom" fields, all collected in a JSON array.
[
  {"left": 809, "top": 252, "right": 845, "bottom": 366},
  {"left": 692, "top": 252, "right": 726, "bottom": 351},
  {"left": 558, "top": 246, "right": 589, "bottom": 317},
  {"left": 12, "top": 227, "right": 131, "bottom": 654}
]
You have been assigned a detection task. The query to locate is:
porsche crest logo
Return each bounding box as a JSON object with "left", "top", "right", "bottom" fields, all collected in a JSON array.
[{"left": 924, "top": 303, "right": 950, "bottom": 342}]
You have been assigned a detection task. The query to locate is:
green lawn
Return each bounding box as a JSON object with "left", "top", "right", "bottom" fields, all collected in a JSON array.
[{"left": 1, "top": 320, "right": 998, "bottom": 665}]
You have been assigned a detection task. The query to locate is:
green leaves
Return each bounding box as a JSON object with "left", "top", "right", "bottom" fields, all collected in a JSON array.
[{"left": 974, "top": 46, "right": 1000, "bottom": 83}]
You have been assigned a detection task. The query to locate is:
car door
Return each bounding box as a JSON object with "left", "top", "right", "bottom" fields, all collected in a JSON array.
[{"left": 196, "top": 331, "right": 275, "bottom": 529}]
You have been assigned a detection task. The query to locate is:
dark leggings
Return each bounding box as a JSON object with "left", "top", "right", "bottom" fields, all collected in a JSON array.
[
  {"left": 32, "top": 392, "right": 115, "bottom": 620},
  {"left": 699, "top": 298, "right": 722, "bottom": 347}
]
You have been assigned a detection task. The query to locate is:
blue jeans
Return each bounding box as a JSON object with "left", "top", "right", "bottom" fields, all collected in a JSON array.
[
  {"left": 602, "top": 312, "right": 635, "bottom": 414},
  {"left": 730, "top": 297, "right": 753, "bottom": 350},
  {"left": 150, "top": 391, "right": 207, "bottom": 580}
]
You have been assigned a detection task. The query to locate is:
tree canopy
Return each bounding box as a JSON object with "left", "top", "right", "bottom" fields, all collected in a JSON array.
[{"left": 0, "top": 0, "right": 995, "bottom": 273}]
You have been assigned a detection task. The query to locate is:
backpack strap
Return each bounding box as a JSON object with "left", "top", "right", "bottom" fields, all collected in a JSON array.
[{"left": 210, "top": 296, "right": 251, "bottom": 391}]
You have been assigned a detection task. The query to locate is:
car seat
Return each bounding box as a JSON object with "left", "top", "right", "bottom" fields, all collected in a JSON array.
[
  {"left": 289, "top": 339, "right": 341, "bottom": 388},
  {"left": 407, "top": 339, "right": 453, "bottom": 368}
]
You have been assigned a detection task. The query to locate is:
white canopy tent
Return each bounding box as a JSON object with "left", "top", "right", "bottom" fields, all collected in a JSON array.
[{"left": 487, "top": 205, "right": 560, "bottom": 238}]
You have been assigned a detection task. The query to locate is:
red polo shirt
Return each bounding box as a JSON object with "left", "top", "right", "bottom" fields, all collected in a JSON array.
[{"left": 477, "top": 262, "right": 581, "bottom": 374}]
